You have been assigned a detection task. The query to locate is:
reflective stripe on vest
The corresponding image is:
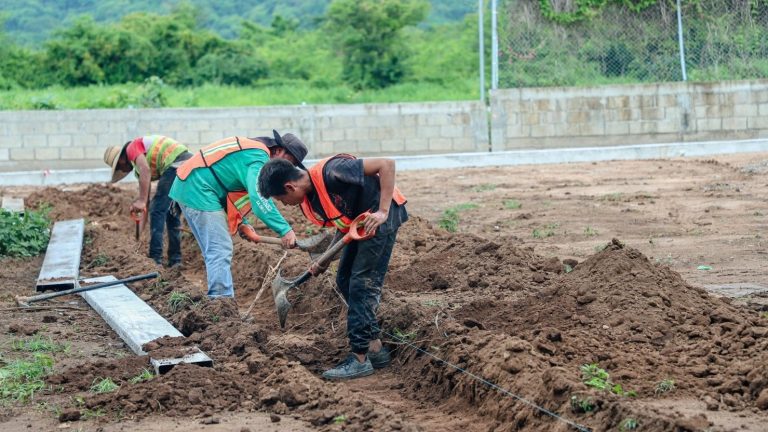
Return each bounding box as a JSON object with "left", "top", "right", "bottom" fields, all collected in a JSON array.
[
  {"left": 131, "top": 136, "right": 187, "bottom": 180},
  {"left": 299, "top": 154, "right": 407, "bottom": 233},
  {"left": 175, "top": 136, "right": 271, "bottom": 235}
]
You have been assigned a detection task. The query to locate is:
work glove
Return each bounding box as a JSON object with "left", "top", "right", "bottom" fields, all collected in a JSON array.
[{"left": 238, "top": 223, "right": 260, "bottom": 243}]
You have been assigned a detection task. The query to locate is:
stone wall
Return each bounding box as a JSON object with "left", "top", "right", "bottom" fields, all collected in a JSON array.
[
  {"left": 490, "top": 80, "right": 768, "bottom": 151},
  {"left": 0, "top": 101, "right": 489, "bottom": 172}
]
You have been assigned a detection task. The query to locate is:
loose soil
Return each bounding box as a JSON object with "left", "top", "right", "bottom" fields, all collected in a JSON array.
[{"left": 1, "top": 152, "right": 767, "bottom": 431}]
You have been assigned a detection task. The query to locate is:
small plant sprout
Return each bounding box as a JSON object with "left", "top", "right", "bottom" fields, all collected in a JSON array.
[
  {"left": 580, "top": 363, "right": 610, "bottom": 390},
  {"left": 655, "top": 378, "right": 675, "bottom": 396},
  {"left": 128, "top": 369, "right": 154, "bottom": 384},
  {"left": 620, "top": 418, "right": 639, "bottom": 430},
  {"left": 583, "top": 226, "right": 598, "bottom": 237},
  {"left": 168, "top": 291, "right": 192, "bottom": 313},
  {"left": 392, "top": 328, "right": 417, "bottom": 342},
  {"left": 333, "top": 415, "right": 348, "bottom": 424},
  {"left": 438, "top": 203, "right": 478, "bottom": 233},
  {"left": 569, "top": 395, "right": 595, "bottom": 413},
  {"left": 90, "top": 377, "right": 119, "bottom": 394},
  {"left": 564, "top": 264, "right": 574, "bottom": 273},
  {"left": 503, "top": 199, "right": 522, "bottom": 209}
]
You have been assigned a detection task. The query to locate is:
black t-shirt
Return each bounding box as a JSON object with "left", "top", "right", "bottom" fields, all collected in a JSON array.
[{"left": 307, "top": 157, "right": 408, "bottom": 234}]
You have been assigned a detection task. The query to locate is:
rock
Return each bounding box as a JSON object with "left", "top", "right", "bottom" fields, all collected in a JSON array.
[
  {"left": 200, "top": 418, "right": 220, "bottom": 425},
  {"left": 278, "top": 382, "right": 309, "bottom": 407},
  {"left": 756, "top": 389, "right": 768, "bottom": 410},
  {"left": 58, "top": 409, "right": 81, "bottom": 422},
  {"left": 576, "top": 294, "right": 597, "bottom": 305},
  {"left": 8, "top": 323, "right": 38, "bottom": 335},
  {"left": 535, "top": 339, "right": 557, "bottom": 355},
  {"left": 270, "top": 413, "right": 281, "bottom": 423}
]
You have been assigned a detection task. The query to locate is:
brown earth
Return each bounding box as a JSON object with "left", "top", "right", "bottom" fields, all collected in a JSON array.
[{"left": 1, "top": 152, "right": 768, "bottom": 431}]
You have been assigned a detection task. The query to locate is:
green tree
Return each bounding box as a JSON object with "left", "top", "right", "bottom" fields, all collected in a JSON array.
[{"left": 325, "top": 0, "right": 429, "bottom": 89}]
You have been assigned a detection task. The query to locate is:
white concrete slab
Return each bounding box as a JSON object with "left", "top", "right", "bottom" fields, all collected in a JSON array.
[
  {"left": 80, "top": 276, "right": 213, "bottom": 373},
  {"left": 35, "top": 219, "right": 84, "bottom": 292},
  {"left": 1, "top": 196, "right": 24, "bottom": 212}
]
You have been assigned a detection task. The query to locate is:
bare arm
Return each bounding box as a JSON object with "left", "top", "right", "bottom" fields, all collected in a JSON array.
[
  {"left": 361, "top": 158, "right": 396, "bottom": 234},
  {"left": 130, "top": 154, "right": 151, "bottom": 213}
]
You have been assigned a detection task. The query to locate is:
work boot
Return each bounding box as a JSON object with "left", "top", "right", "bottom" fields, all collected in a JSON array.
[
  {"left": 368, "top": 345, "right": 391, "bottom": 369},
  {"left": 321, "top": 354, "right": 374, "bottom": 380}
]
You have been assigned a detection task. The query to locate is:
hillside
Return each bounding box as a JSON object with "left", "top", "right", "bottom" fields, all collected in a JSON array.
[{"left": 1, "top": 0, "right": 476, "bottom": 45}]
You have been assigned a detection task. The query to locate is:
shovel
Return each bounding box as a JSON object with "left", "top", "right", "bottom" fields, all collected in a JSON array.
[
  {"left": 271, "top": 212, "right": 374, "bottom": 328},
  {"left": 16, "top": 272, "right": 159, "bottom": 307},
  {"left": 238, "top": 224, "right": 332, "bottom": 259}
]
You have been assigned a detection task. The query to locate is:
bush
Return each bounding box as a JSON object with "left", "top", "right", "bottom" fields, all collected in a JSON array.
[{"left": 0, "top": 207, "right": 51, "bottom": 257}]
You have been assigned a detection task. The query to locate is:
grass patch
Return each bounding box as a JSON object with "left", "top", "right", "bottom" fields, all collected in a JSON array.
[
  {"left": 503, "top": 199, "right": 522, "bottom": 210},
  {"left": 90, "top": 377, "right": 119, "bottom": 394},
  {"left": 0, "top": 353, "right": 54, "bottom": 403},
  {"left": 86, "top": 253, "right": 110, "bottom": 268},
  {"left": 472, "top": 183, "right": 497, "bottom": 192},
  {"left": 601, "top": 192, "right": 624, "bottom": 202},
  {"left": 168, "top": 291, "right": 192, "bottom": 313},
  {"left": 532, "top": 223, "right": 559, "bottom": 239},
  {"left": 583, "top": 226, "right": 599, "bottom": 237},
  {"left": 12, "top": 336, "right": 68, "bottom": 353},
  {"left": 569, "top": 395, "right": 595, "bottom": 413},
  {"left": 437, "top": 203, "right": 478, "bottom": 233},
  {"left": 333, "top": 415, "right": 348, "bottom": 424},
  {"left": 391, "top": 328, "right": 417, "bottom": 342},
  {"left": 128, "top": 369, "right": 154, "bottom": 384},
  {"left": 620, "top": 418, "right": 639, "bottom": 431},
  {"left": 654, "top": 378, "right": 675, "bottom": 396},
  {"left": 0, "top": 207, "right": 51, "bottom": 257}
]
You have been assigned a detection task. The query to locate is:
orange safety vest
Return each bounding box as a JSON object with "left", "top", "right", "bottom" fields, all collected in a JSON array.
[
  {"left": 300, "top": 154, "right": 407, "bottom": 233},
  {"left": 176, "top": 136, "right": 270, "bottom": 234}
]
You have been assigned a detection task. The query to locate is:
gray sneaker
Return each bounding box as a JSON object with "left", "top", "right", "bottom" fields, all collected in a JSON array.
[
  {"left": 368, "top": 346, "right": 391, "bottom": 369},
  {"left": 322, "top": 354, "right": 374, "bottom": 380}
]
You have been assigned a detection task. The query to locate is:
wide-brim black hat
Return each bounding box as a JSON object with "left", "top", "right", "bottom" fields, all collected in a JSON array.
[{"left": 272, "top": 129, "right": 307, "bottom": 170}]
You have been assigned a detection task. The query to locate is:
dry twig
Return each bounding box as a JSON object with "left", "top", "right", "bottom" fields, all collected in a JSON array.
[{"left": 241, "top": 251, "right": 288, "bottom": 320}]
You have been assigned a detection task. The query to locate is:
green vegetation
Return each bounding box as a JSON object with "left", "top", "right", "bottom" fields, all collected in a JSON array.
[
  {"left": 392, "top": 328, "right": 417, "bottom": 342},
  {"left": 620, "top": 418, "right": 639, "bottom": 431},
  {"left": 12, "top": 336, "right": 68, "bottom": 353},
  {"left": 90, "top": 377, "right": 119, "bottom": 394},
  {"left": 654, "top": 378, "right": 675, "bottom": 396},
  {"left": 333, "top": 415, "right": 348, "bottom": 424},
  {"left": 168, "top": 291, "right": 193, "bottom": 313},
  {"left": 580, "top": 363, "right": 637, "bottom": 397},
  {"left": 472, "top": 183, "right": 497, "bottom": 192},
  {"left": 438, "top": 202, "right": 479, "bottom": 232},
  {"left": 583, "top": 226, "right": 599, "bottom": 237},
  {"left": 532, "top": 222, "right": 559, "bottom": 239},
  {"left": 0, "top": 353, "right": 54, "bottom": 403},
  {"left": 128, "top": 369, "right": 154, "bottom": 384},
  {"left": 0, "top": 207, "right": 51, "bottom": 257},
  {"left": 86, "top": 253, "right": 110, "bottom": 269},
  {"left": 503, "top": 199, "right": 522, "bottom": 210},
  {"left": 569, "top": 394, "right": 595, "bottom": 413}
]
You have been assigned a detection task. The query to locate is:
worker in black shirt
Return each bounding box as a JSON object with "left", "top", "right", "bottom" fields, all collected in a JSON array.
[{"left": 258, "top": 154, "right": 408, "bottom": 380}]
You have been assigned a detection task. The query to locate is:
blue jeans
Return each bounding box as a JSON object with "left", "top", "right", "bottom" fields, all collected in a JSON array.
[
  {"left": 336, "top": 229, "right": 398, "bottom": 354},
  {"left": 149, "top": 167, "right": 182, "bottom": 266},
  {"left": 179, "top": 204, "right": 234, "bottom": 298}
]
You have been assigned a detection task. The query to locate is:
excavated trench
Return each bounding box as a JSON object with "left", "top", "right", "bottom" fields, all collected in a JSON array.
[{"left": 6, "top": 184, "right": 767, "bottom": 431}]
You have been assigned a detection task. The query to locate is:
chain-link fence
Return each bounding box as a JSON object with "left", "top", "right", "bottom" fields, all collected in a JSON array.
[{"left": 499, "top": 0, "right": 768, "bottom": 88}]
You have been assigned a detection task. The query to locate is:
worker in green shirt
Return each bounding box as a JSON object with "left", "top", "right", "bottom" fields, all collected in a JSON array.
[{"left": 169, "top": 131, "right": 307, "bottom": 298}]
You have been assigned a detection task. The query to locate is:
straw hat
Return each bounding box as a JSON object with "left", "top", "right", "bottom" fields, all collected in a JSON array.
[{"left": 103, "top": 144, "right": 129, "bottom": 183}]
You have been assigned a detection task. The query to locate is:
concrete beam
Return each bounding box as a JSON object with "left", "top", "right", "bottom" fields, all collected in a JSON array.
[
  {"left": 80, "top": 276, "right": 213, "bottom": 374},
  {"left": 1, "top": 196, "right": 24, "bottom": 212},
  {"left": 35, "top": 219, "right": 84, "bottom": 292}
]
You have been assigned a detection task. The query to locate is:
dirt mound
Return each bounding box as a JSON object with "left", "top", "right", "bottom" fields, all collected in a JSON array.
[
  {"left": 387, "top": 231, "right": 564, "bottom": 293},
  {"left": 28, "top": 184, "right": 130, "bottom": 221}
]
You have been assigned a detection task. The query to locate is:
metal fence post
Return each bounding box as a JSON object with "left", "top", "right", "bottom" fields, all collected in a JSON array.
[
  {"left": 676, "top": 0, "right": 688, "bottom": 81},
  {"left": 479, "top": 0, "right": 485, "bottom": 103}
]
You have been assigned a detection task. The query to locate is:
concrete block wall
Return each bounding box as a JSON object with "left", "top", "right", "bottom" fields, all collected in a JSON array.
[
  {"left": 0, "top": 101, "right": 489, "bottom": 172},
  {"left": 490, "top": 80, "right": 768, "bottom": 150}
]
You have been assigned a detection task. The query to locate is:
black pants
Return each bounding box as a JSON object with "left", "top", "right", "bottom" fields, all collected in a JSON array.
[
  {"left": 149, "top": 166, "right": 182, "bottom": 265},
  {"left": 336, "top": 228, "right": 398, "bottom": 354}
]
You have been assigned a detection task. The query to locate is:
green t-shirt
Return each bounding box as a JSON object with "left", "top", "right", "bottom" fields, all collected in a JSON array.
[{"left": 169, "top": 149, "right": 291, "bottom": 236}]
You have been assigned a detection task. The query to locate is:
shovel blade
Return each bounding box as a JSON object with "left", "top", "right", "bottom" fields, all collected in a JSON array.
[{"left": 271, "top": 271, "right": 295, "bottom": 328}]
